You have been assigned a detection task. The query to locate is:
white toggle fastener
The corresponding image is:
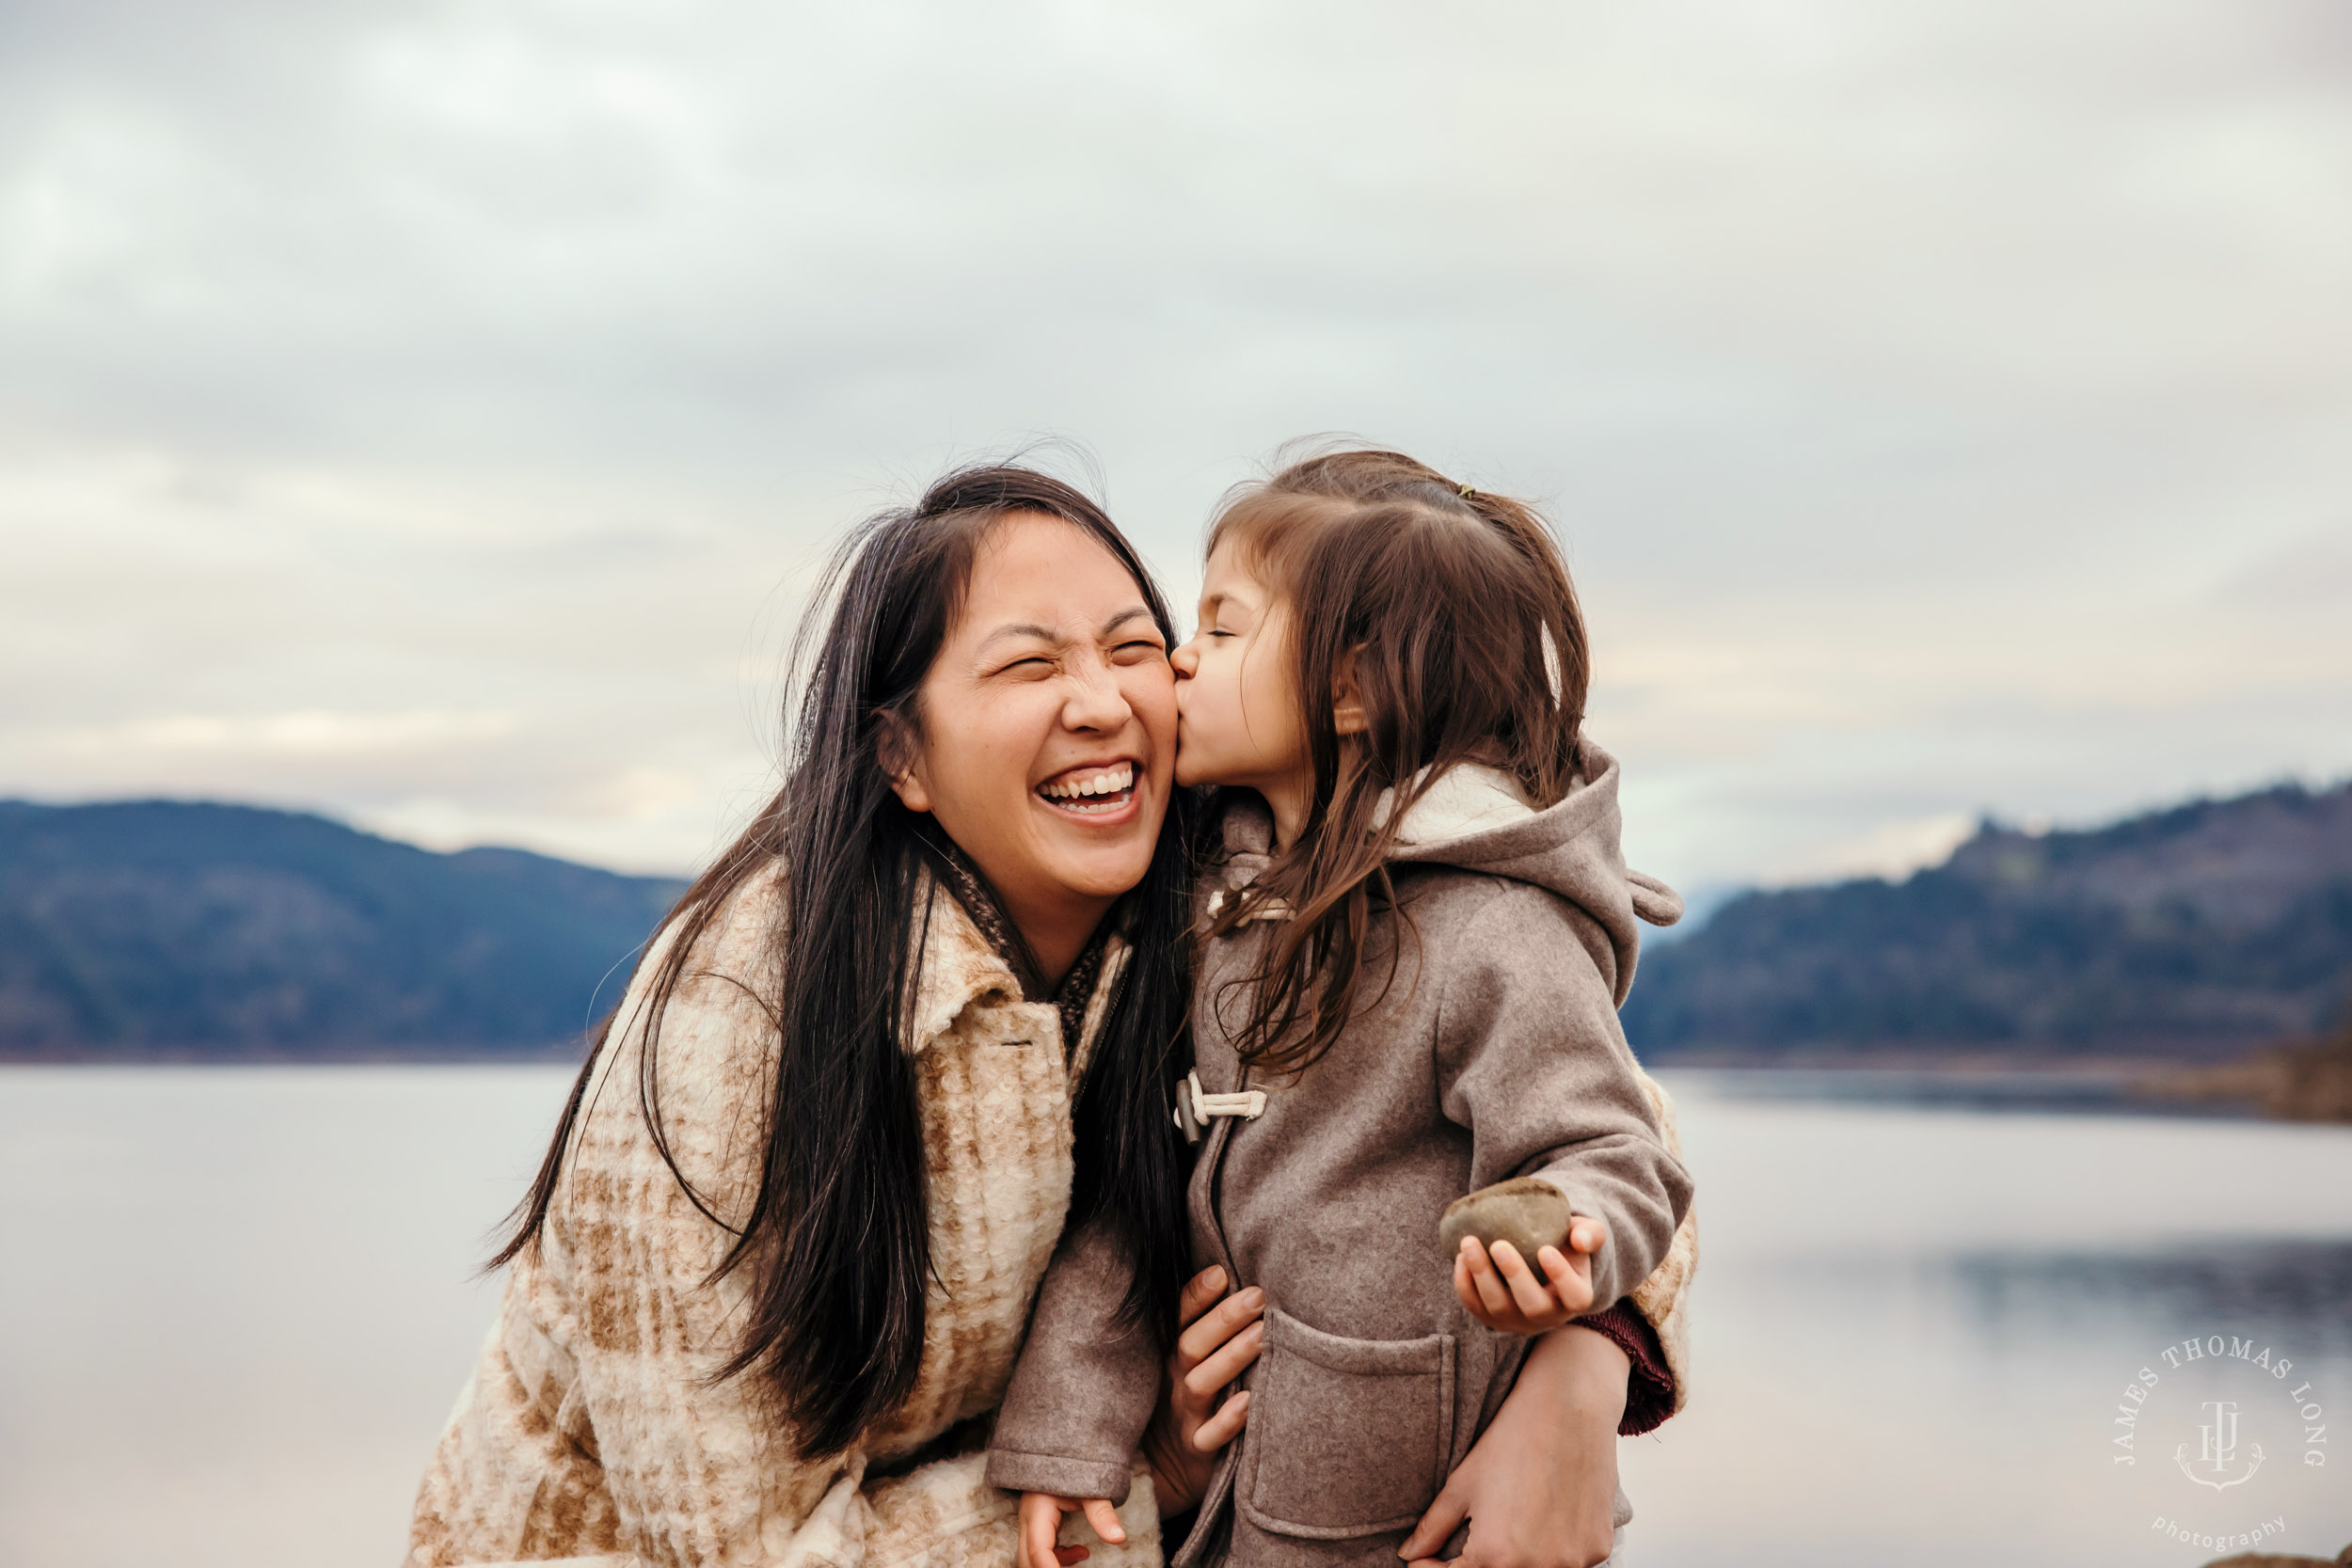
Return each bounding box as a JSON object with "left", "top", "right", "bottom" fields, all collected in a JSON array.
[
  {"left": 1205, "top": 890, "right": 1294, "bottom": 924},
  {"left": 1172, "top": 1069, "right": 1266, "bottom": 1143}
]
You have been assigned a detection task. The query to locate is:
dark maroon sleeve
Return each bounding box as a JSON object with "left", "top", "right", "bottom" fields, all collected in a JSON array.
[{"left": 1575, "top": 1301, "right": 1676, "bottom": 1435}]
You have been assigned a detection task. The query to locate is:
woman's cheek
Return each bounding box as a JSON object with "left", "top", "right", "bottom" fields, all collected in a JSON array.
[{"left": 1129, "top": 665, "right": 1180, "bottom": 756}]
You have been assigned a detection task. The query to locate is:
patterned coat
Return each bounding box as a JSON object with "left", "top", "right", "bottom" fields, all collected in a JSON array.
[{"left": 406, "top": 863, "right": 1164, "bottom": 1568}]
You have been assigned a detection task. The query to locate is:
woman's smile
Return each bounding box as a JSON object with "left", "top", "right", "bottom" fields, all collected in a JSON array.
[{"left": 1035, "top": 758, "right": 1139, "bottom": 817}]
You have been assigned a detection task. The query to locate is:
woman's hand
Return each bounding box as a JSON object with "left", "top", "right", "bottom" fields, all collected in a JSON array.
[
  {"left": 1139, "top": 1264, "right": 1263, "bottom": 1513},
  {"left": 1452, "top": 1217, "right": 1609, "bottom": 1336},
  {"left": 1397, "top": 1322, "right": 1629, "bottom": 1568}
]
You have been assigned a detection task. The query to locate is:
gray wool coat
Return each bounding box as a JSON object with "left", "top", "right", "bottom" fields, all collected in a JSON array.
[{"left": 987, "top": 746, "right": 1697, "bottom": 1568}]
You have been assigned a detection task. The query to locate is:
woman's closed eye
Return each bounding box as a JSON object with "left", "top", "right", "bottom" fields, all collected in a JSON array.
[{"left": 1111, "top": 637, "right": 1168, "bottom": 665}]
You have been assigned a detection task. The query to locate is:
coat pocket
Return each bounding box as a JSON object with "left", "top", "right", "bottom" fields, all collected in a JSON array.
[{"left": 1239, "top": 1308, "right": 1455, "bottom": 1539}]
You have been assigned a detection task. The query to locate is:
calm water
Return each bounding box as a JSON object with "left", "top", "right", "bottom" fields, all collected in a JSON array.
[{"left": 3, "top": 1067, "right": 2348, "bottom": 1568}]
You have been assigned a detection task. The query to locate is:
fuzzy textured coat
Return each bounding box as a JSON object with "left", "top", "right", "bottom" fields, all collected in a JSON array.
[
  {"left": 406, "top": 863, "right": 1164, "bottom": 1568},
  {"left": 988, "top": 745, "right": 1700, "bottom": 1568}
]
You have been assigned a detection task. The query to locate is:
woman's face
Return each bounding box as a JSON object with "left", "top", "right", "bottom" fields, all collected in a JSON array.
[{"left": 892, "top": 513, "right": 1177, "bottom": 947}]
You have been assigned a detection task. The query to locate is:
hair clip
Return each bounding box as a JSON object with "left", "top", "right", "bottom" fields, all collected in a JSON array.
[{"left": 1458, "top": 483, "right": 1476, "bottom": 499}]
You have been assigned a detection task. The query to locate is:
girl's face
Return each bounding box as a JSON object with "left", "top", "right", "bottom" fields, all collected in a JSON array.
[
  {"left": 1171, "top": 541, "right": 1313, "bottom": 814},
  {"left": 895, "top": 513, "right": 1177, "bottom": 938}
]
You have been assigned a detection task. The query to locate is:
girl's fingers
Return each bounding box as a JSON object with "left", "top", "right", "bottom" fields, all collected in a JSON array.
[
  {"left": 1184, "top": 1318, "right": 1263, "bottom": 1398},
  {"left": 1081, "top": 1498, "right": 1127, "bottom": 1545},
  {"left": 1489, "top": 1241, "right": 1559, "bottom": 1320},
  {"left": 1535, "top": 1244, "right": 1576, "bottom": 1290},
  {"left": 1176, "top": 1285, "right": 1263, "bottom": 1370},
  {"left": 1567, "top": 1216, "right": 1609, "bottom": 1255},
  {"left": 1461, "top": 1238, "right": 1518, "bottom": 1319},
  {"left": 1175, "top": 1266, "right": 1228, "bottom": 1330},
  {"left": 1191, "top": 1388, "right": 1250, "bottom": 1452},
  {"left": 1542, "top": 1244, "right": 1597, "bottom": 1312},
  {"left": 1020, "top": 1496, "right": 1069, "bottom": 1568}
]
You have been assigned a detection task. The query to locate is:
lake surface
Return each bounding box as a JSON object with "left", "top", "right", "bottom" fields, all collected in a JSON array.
[{"left": 3, "top": 1066, "right": 2348, "bottom": 1568}]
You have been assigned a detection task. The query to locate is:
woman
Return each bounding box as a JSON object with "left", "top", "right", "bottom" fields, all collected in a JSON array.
[{"left": 408, "top": 465, "right": 1682, "bottom": 1568}]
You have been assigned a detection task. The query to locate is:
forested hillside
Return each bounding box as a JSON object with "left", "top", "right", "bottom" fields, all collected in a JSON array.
[
  {"left": 1623, "top": 782, "right": 2352, "bottom": 1059},
  {"left": 0, "top": 800, "right": 685, "bottom": 1059},
  {"left": 12, "top": 781, "right": 2348, "bottom": 1063}
]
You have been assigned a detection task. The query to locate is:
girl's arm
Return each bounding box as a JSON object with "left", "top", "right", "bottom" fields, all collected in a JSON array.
[
  {"left": 1453, "top": 1068, "right": 1700, "bottom": 1411},
  {"left": 988, "top": 1220, "right": 1168, "bottom": 1507},
  {"left": 1401, "top": 895, "right": 1701, "bottom": 1568},
  {"left": 1016, "top": 1265, "right": 1263, "bottom": 1568},
  {"left": 1434, "top": 888, "right": 1694, "bottom": 1313}
]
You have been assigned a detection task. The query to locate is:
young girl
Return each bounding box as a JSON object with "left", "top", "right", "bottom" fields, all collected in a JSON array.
[{"left": 987, "top": 450, "right": 1697, "bottom": 1568}]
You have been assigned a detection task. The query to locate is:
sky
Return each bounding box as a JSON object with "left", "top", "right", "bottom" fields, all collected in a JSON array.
[{"left": 3, "top": 0, "right": 2348, "bottom": 893}]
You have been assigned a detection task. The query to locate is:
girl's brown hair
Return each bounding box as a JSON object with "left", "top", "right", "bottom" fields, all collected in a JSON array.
[{"left": 1207, "top": 446, "right": 1590, "bottom": 1074}]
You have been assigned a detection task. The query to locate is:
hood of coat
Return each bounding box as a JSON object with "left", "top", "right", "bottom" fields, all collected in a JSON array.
[
  {"left": 1210, "top": 740, "right": 1680, "bottom": 1004},
  {"left": 1382, "top": 740, "right": 1681, "bottom": 1004}
]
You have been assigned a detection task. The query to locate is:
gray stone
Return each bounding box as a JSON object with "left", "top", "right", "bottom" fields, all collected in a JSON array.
[{"left": 1438, "top": 1177, "right": 1574, "bottom": 1271}]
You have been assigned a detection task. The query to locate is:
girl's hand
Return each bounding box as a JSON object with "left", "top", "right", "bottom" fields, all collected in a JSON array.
[
  {"left": 1398, "top": 1322, "right": 1629, "bottom": 1568},
  {"left": 1452, "top": 1217, "right": 1608, "bottom": 1335},
  {"left": 1140, "top": 1264, "right": 1263, "bottom": 1513},
  {"left": 1017, "top": 1491, "right": 1125, "bottom": 1568}
]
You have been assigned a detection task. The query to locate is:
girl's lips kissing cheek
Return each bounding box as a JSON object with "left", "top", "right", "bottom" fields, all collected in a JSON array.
[{"left": 1035, "top": 761, "right": 1137, "bottom": 817}]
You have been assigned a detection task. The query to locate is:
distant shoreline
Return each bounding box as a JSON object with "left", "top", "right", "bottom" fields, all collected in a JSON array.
[
  {"left": 1643, "top": 1047, "right": 2244, "bottom": 1071},
  {"left": 2138, "top": 1029, "right": 2352, "bottom": 1124},
  {"left": 11, "top": 1042, "right": 2346, "bottom": 1128}
]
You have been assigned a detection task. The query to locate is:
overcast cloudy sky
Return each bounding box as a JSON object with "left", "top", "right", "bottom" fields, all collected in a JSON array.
[{"left": 4, "top": 0, "right": 2347, "bottom": 893}]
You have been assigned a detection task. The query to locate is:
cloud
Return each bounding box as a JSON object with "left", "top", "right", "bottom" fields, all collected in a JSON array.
[
  {"left": 2, "top": 0, "right": 2347, "bottom": 883},
  {"left": 44, "top": 709, "right": 517, "bottom": 758}
]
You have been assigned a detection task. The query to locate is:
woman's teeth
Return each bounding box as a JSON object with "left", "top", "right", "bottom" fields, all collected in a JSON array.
[{"left": 1039, "top": 764, "right": 1136, "bottom": 813}]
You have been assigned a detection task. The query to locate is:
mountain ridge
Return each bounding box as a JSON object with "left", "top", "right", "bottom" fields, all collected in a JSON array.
[
  {"left": 8, "top": 780, "right": 2348, "bottom": 1063},
  {"left": 0, "top": 799, "right": 686, "bottom": 1060},
  {"left": 1622, "top": 779, "right": 2352, "bottom": 1059}
]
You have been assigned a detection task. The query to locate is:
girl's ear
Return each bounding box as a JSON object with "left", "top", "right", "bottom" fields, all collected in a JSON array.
[
  {"left": 1332, "top": 649, "right": 1371, "bottom": 736},
  {"left": 877, "top": 710, "right": 933, "bottom": 814}
]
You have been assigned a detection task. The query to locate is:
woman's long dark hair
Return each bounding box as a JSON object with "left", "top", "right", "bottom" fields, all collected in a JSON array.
[{"left": 490, "top": 465, "right": 1196, "bottom": 1460}]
